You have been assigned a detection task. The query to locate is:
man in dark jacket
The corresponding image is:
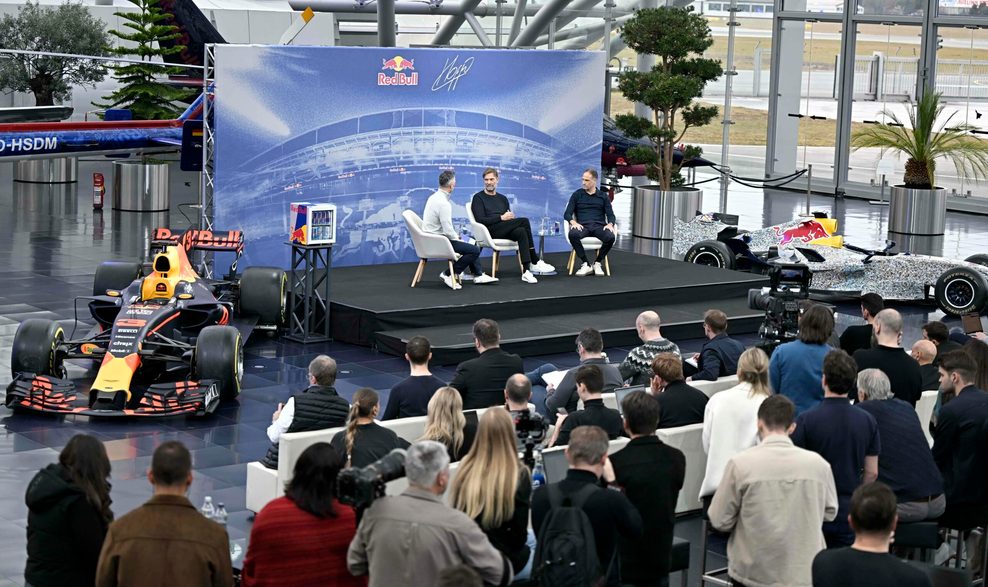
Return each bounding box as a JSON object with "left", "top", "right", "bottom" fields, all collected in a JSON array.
[
  {"left": 450, "top": 319, "right": 524, "bottom": 409},
  {"left": 261, "top": 355, "right": 350, "bottom": 469},
  {"left": 853, "top": 309, "right": 923, "bottom": 406},
  {"left": 650, "top": 353, "right": 708, "bottom": 429},
  {"left": 96, "top": 441, "right": 232, "bottom": 587},
  {"left": 549, "top": 364, "right": 624, "bottom": 447},
  {"left": 838, "top": 292, "right": 883, "bottom": 356},
  {"left": 607, "top": 390, "right": 686, "bottom": 587},
  {"left": 685, "top": 309, "right": 745, "bottom": 382},
  {"left": 544, "top": 327, "right": 623, "bottom": 422},
  {"left": 26, "top": 458, "right": 110, "bottom": 587}
]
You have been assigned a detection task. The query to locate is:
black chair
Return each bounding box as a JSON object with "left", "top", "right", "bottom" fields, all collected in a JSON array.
[
  {"left": 896, "top": 521, "right": 941, "bottom": 563},
  {"left": 907, "top": 560, "right": 972, "bottom": 587},
  {"left": 939, "top": 510, "right": 988, "bottom": 583},
  {"left": 700, "top": 498, "right": 731, "bottom": 586},
  {"left": 671, "top": 536, "right": 691, "bottom": 587}
]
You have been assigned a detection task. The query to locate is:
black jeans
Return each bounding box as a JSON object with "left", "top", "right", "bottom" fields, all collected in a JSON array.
[
  {"left": 489, "top": 218, "right": 538, "bottom": 265},
  {"left": 568, "top": 222, "right": 615, "bottom": 263}
]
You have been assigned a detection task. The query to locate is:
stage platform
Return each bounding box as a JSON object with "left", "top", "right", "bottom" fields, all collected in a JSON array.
[{"left": 330, "top": 250, "right": 770, "bottom": 364}]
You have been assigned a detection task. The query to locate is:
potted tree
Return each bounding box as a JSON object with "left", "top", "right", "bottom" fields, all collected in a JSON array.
[
  {"left": 851, "top": 91, "right": 988, "bottom": 236},
  {"left": 614, "top": 6, "right": 722, "bottom": 240}
]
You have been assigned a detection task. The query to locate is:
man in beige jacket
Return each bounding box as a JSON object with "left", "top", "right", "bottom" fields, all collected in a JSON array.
[{"left": 708, "top": 395, "right": 838, "bottom": 587}]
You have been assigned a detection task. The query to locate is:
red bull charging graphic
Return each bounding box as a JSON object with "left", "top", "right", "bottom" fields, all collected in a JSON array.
[{"left": 379, "top": 56, "right": 418, "bottom": 86}]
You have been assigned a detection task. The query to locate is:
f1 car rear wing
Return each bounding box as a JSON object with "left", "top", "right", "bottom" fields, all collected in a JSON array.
[{"left": 151, "top": 228, "right": 244, "bottom": 255}]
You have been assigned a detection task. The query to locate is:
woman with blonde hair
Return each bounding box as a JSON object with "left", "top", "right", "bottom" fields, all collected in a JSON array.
[
  {"left": 699, "top": 347, "right": 772, "bottom": 499},
  {"left": 419, "top": 386, "right": 476, "bottom": 461},
  {"left": 330, "top": 387, "right": 408, "bottom": 468},
  {"left": 450, "top": 408, "right": 533, "bottom": 577}
]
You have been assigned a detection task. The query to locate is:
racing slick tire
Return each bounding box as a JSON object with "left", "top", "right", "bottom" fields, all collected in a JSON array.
[
  {"left": 10, "top": 319, "right": 65, "bottom": 379},
  {"left": 239, "top": 267, "right": 287, "bottom": 328},
  {"left": 934, "top": 267, "right": 988, "bottom": 316},
  {"left": 684, "top": 240, "right": 736, "bottom": 270},
  {"left": 93, "top": 261, "right": 143, "bottom": 296},
  {"left": 964, "top": 254, "right": 988, "bottom": 268},
  {"left": 195, "top": 325, "right": 243, "bottom": 400}
]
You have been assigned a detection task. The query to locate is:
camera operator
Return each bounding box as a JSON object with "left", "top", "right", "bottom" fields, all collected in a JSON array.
[
  {"left": 503, "top": 374, "right": 548, "bottom": 468},
  {"left": 347, "top": 440, "right": 512, "bottom": 587}
]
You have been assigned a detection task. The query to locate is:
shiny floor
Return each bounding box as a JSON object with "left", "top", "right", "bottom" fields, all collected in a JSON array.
[{"left": 0, "top": 158, "right": 977, "bottom": 586}]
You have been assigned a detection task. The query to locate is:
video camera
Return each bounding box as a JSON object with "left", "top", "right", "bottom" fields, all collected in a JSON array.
[
  {"left": 336, "top": 449, "right": 407, "bottom": 510},
  {"left": 512, "top": 409, "right": 547, "bottom": 469},
  {"left": 748, "top": 263, "right": 813, "bottom": 345}
]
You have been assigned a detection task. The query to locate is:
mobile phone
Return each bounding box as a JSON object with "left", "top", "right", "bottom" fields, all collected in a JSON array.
[{"left": 963, "top": 313, "right": 984, "bottom": 335}]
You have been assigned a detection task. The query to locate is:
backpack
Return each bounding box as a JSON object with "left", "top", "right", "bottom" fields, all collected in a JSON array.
[{"left": 533, "top": 483, "right": 604, "bottom": 587}]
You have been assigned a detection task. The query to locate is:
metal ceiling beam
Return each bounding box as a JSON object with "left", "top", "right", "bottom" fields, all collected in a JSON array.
[
  {"left": 431, "top": 0, "right": 484, "bottom": 44},
  {"left": 507, "top": 0, "right": 527, "bottom": 44},
  {"left": 510, "top": 0, "right": 575, "bottom": 47},
  {"left": 463, "top": 11, "right": 494, "bottom": 46},
  {"left": 378, "top": 0, "right": 396, "bottom": 46}
]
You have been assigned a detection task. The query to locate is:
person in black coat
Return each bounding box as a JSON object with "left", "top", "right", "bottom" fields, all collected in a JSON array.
[
  {"left": 685, "top": 309, "right": 745, "bottom": 382},
  {"left": 651, "top": 353, "right": 708, "bottom": 429},
  {"left": 838, "top": 292, "right": 884, "bottom": 356},
  {"left": 450, "top": 319, "right": 524, "bottom": 410},
  {"left": 607, "top": 390, "right": 686, "bottom": 587},
  {"left": 26, "top": 434, "right": 114, "bottom": 587},
  {"left": 853, "top": 310, "right": 923, "bottom": 406}
]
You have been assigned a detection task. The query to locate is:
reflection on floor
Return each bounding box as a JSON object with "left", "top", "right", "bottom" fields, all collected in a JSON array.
[{"left": 0, "top": 160, "right": 977, "bottom": 586}]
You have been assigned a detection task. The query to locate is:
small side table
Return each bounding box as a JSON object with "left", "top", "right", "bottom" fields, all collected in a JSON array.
[
  {"left": 532, "top": 229, "right": 563, "bottom": 276},
  {"left": 285, "top": 242, "right": 332, "bottom": 343}
]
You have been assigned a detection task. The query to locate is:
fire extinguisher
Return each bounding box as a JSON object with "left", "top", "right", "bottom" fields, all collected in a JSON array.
[{"left": 93, "top": 173, "right": 104, "bottom": 210}]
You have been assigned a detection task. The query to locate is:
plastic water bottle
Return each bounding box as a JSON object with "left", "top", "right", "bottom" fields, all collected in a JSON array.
[
  {"left": 531, "top": 449, "right": 546, "bottom": 490},
  {"left": 200, "top": 496, "right": 215, "bottom": 520},
  {"left": 215, "top": 503, "right": 228, "bottom": 527}
]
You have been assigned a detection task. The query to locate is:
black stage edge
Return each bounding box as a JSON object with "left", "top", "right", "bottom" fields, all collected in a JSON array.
[{"left": 330, "top": 250, "right": 769, "bottom": 364}]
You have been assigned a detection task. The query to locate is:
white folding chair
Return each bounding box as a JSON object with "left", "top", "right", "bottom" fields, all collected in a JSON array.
[
  {"left": 466, "top": 205, "right": 522, "bottom": 278},
  {"left": 566, "top": 236, "right": 612, "bottom": 276},
  {"left": 401, "top": 209, "right": 459, "bottom": 288}
]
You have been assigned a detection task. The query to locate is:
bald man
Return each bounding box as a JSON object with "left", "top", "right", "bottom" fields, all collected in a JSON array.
[
  {"left": 852, "top": 309, "right": 923, "bottom": 406},
  {"left": 618, "top": 311, "right": 681, "bottom": 386},
  {"left": 911, "top": 339, "right": 941, "bottom": 391}
]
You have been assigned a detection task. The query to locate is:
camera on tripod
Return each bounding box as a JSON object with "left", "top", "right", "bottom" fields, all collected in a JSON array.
[
  {"left": 336, "top": 448, "right": 407, "bottom": 510},
  {"left": 748, "top": 263, "right": 813, "bottom": 345},
  {"left": 512, "top": 409, "right": 547, "bottom": 469}
]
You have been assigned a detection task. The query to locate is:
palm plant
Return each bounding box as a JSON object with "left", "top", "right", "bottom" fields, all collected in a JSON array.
[{"left": 851, "top": 91, "right": 988, "bottom": 189}]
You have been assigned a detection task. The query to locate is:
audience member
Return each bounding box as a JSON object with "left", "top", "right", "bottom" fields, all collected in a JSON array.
[
  {"left": 793, "top": 350, "right": 880, "bottom": 547},
  {"left": 331, "top": 388, "right": 409, "bottom": 468},
  {"left": 684, "top": 309, "right": 745, "bottom": 382},
  {"left": 26, "top": 434, "right": 113, "bottom": 587},
  {"left": 347, "top": 440, "right": 512, "bottom": 586},
  {"left": 932, "top": 350, "right": 988, "bottom": 529},
  {"left": 607, "top": 391, "right": 686, "bottom": 587},
  {"left": 450, "top": 409, "right": 533, "bottom": 578},
  {"left": 854, "top": 369, "right": 944, "bottom": 522},
  {"left": 545, "top": 328, "right": 623, "bottom": 422},
  {"left": 911, "top": 339, "right": 941, "bottom": 391},
  {"left": 550, "top": 364, "right": 624, "bottom": 447},
  {"left": 839, "top": 292, "right": 884, "bottom": 356},
  {"left": 261, "top": 355, "right": 349, "bottom": 470},
  {"left": 242, "top": 443, "right": 361, "bottom": 587},
  {"left": 649, "top": 353, "right": 708, "bottom": 429},
  {"left": 532, "top": 426, "right": 643, "bottom": 587},
  {"left": 769, "top": 304, "right": 834, "bottom": 414},
  {"left": 965, "top": 337, "right": 988, "bottom": 390},
  {"left": 923, "top": 321, "right": 963, "bottom": 362},
  {"left": 812, "top": 482, "right": 932, "bottom": 587},
  {"left": 437, "top": 565, "right": 483, "bottom": 587},
  {"left": 419, "top": 386, "right": 477, "bottom": 461},
  {"left": 853, "top": 309, "right": 923, "bottom": 406},
  {"left": 382, "top": 336, "right": 445, "bottom": 420},
  {"left": 96, "top": 441, "right": 231, "bottom": 587},
  {"left": 450, "top": 319, "right": 524, "bottom": 409},
  {"left": 708, "top": 395, "right": 837, "bottom": 587},
  {"left": 619, "top": 311, "right": 681, "bottom": 386},
  {"left": 699, "top": 348, "right": 772, "bottom": 499}
]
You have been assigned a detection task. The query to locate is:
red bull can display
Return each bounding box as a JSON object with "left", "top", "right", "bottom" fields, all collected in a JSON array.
[{"left": 290, "top": 202, "right": 337, "bottom": 246}]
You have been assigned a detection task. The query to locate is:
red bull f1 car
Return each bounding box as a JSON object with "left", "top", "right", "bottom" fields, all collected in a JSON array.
[
  {"left": 5, "top": 228, "right": 287, "bottom": 417},
  {"left": 675, "top": 213, "right": 988, "bottom": 317}
]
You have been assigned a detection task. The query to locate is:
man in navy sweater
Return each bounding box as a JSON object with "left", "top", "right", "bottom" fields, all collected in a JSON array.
[
  {"left": 563, "top": 169, "right": 616, "bottom": 277},
  {"left": 471, "top": 168, "right": 555, "bottom": 284}
]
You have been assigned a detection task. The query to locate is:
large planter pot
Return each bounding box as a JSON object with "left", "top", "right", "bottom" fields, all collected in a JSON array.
[
  {"left": 888, "top": 185, "right": 947, "bottom": 236},
  {"left": 13, "top": 157, "right": 78, "bottom": 184},
  {"left": 112, "top": 161, "right": 170, "bottom": 212},
  {"left": 632, "top": 186, "right": 702, "bottom": 240}
]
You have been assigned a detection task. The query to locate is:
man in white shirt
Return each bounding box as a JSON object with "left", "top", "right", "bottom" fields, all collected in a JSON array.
[{"left": 422, "top": 169, "right": 497, "bottom": 290}]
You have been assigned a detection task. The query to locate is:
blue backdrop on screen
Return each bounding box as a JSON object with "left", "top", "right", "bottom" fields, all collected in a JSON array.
[{"left": 213, "top": 45, "right": 606, "bottom": 268}]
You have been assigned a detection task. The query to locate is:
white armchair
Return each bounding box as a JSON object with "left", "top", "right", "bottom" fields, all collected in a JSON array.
[
  {"left": 466, "top": 205, "right": 522, "bottom": 278},
  {"left": 402, "top": 210, "right": 459, "bottom": 287},
  {"left": 566, "top": 237, "right": 612, "bottom": 276}
]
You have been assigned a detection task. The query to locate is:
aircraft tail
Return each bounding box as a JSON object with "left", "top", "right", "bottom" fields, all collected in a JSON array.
[{"left": 157, "top": 0, "right": 226, "bottom": 69}]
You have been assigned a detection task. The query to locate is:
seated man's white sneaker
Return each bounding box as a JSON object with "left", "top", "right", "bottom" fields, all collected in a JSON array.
[
  {"left": 575, "top": 262, "right": 593, "bottom": 276},
  {"left": 440, "top": 272, "right": 461, "bottom": 290},
  {"left": 593, "top": 262, "right": 605, "bottom": 276},
  {"left": 473, "top": 273, "right": 499, "bottom": 284},
  {"left": 521, "top": 270, "right": 538, "bottom": 284},
  {"left": 532, "top": 259, "right": 556, "bottom": 273}
]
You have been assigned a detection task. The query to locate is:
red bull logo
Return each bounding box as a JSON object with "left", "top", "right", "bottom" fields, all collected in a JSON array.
[
  {"left": 774, "top": 220, "right": 832, "bottom": 245},
  {"left": 379, "top": 55, "right": 419, "bottom": 86}
]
